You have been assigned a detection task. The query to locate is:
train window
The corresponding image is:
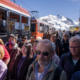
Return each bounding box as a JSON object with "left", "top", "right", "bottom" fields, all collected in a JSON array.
[
  {"left": 22, "top": 16, "right": 28, "bottom": 24},
  {"left": 0, "top": 9, "right": 6, "bottom": 20},
  {"left": 22, "top": 16, "right": 29, "bottom": 33},
  {"left": 40, "top": 23, "right": 44, "bottom": 33},
  {"left": 10, "top": 12, "right": 19, "bottom": 22},
  {"left": 30, "top": 23, "right": 35, "bottom": 32},
  {"left": 37, "top": 22, "right": 40, "bottom": 31},
  {"left": 10, "top": 12, "right": 20, "bottom": 33},
  {"left": 40, "top": 26, "right": 44, "bottom": 33},
  {"left": 42, "top": 25, "right": 45, "bottom": 31},
  {"left": 0, "top": 9, "right": 7, "bottom": 34},
  {"left": 40, "top": 23, "right": 42, "bottom": 26},
  {"left": 47, "top": 26, "right": 49, "bottom": 31},
  {"left": 43, "top": 25, "right": 46, "bottom": 32}
]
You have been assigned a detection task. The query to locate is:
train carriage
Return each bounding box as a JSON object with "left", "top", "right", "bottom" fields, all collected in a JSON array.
[
  {"left": 30, "top": 17, "right": 53, "bottom": 43},
  {"left": 0, "top": 0, "right": 30, "bottom": 43}
]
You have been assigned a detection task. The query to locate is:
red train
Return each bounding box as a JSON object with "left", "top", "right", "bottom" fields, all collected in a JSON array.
[{"left": 0, "top": 0, "right": 55, "bottom": 43}]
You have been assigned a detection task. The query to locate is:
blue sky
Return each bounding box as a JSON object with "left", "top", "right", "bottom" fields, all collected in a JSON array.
[{"left": 10, "top": 0, "right": 80, "bottom": 21}]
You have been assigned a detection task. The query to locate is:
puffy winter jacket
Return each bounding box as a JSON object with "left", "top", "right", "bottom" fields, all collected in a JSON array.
[{"left": 59, "top": 52, "right": 80, "bottom": 80}]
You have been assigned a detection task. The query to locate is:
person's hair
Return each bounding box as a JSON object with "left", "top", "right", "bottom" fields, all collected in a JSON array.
[
  {"left": 63, "top": 32, "right": 69, "bottom": 37},
  {"left": 22, "top": 35, "right": 27, "bottom": 39},
  {"left": 9, "top": 34, "right": 18, "bottom": 41},
  {"left": 37, "top": 39, "right": 55, "bottom": 53},
  {"left": 0, "top": 46, "right": 4, "bottom": 59},
  {"left": 69, "top": 36, "right": 80, "bottom": 43},
  {"left": 37, "top": 36, "right": 42, "bottom": 40},
  {"left": 34, "top": 40, "right": 39, "bottom": 43},
  {"left": 51, "top": 31, "right": 59, "bottom": 38},
  {"left": 24, "top": 42, "right": 33, "bottom": 58},
  {"left": 0, "top": 39, "right": 4, "bottom": 45}
]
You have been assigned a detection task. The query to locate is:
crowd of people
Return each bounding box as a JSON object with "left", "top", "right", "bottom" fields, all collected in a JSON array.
[{"left": 0, "top": 30, "right": 80, "bottom": 80}]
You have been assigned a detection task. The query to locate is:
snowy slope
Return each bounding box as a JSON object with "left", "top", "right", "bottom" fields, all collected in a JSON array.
[{"left": 39, "top": 14, "right": 79, "bottom": 30}]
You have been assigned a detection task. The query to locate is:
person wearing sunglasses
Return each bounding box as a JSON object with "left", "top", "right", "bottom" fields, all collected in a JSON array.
[
  {"left": 50, "top": 31, "right": 64, "bottom": 58},
  {"left": 26, "top": 39, "right": 67, "bottom": 80},
  {"left": 62, "top": 32, "right": 70, "bottom": 53}
]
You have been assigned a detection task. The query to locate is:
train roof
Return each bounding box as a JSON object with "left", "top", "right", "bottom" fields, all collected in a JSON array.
[{"left": 0, "top": 0, "right": 30, "bottom": 17}]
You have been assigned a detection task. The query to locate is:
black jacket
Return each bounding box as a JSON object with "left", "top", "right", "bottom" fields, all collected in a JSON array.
[
  {"left": 55, "top": 39, "right": 64, "bottom": 58},
  {"left": 11, "top": 53, "right": 33, "bottom": 80},
  {"left": 59, "top": 52, "right": 80, "bottom": 80},
  {"left": 62, "top": 39, "right": 69, "bottom": 53}
]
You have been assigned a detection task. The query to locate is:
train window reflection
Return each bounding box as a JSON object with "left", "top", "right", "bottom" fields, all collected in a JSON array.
[
  {"left": 0, "top": 9, "right": 7, "bottom": 34},
  {"left": 10, "top": 12, "right": 20, "bottom": 33},
  {"left": 10, "top": 12, "right": 19, "bottom": 22},
  {"left": 30, "top": 23, "right": 35, "bottom": 32}
]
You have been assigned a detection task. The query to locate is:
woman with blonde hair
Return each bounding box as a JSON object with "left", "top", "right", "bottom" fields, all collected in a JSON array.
[
  {"left": 11, "top": 42, "right": 33, "bottom": 80},
  {"left": 0, "top": 39, "right": 10, "bottom": 65},
  {"left": 0, "top": 46, "right": 7, "bottom": 80},
  {"left": 0, "top": 39, "right": 4, "bottom": 45}
]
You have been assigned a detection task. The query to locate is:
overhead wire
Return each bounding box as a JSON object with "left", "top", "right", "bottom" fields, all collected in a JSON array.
[
  {"left": 20, "top": 0, "right": 34, "bottom": 11},
  {"left": 12, "top": 0, "right": 79, "bottom": 20}
]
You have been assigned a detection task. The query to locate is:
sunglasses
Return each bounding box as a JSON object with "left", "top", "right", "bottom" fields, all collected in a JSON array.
[
  {"left": 64, "top": 35, "right": 69, "bottom": 37},
  {"left": 36, "top": 50, "right": 49, "bottom": 56},
  {"left": 69, "top": 46, "right": 80, "bottom": 49}
]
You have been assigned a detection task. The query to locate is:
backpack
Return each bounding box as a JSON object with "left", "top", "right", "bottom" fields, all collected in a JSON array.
[
  {"left": 53, "top": 66, "right": 63, "bottom": 80},
  {"left": 53, "top": 53, "right": 69, "bottom": 80}
]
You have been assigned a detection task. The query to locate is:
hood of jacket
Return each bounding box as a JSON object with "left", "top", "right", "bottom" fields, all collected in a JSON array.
[{"left": 5, "top": 42, "right": 18, "bottom": 50}]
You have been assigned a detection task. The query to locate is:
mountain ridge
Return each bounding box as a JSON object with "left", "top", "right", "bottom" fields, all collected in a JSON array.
[{"left": 39, "top": 14, "right": 79, "bottom": 30}]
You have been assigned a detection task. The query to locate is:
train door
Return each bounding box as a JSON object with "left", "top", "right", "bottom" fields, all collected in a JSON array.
[
  {"left": 10, "top": 12, "right": 20, "bottom": 34},
  {"left": 21, "top": 16, "right": 30, "bottom": 40},
  {"left": 30, "top": 22, "right": 36, "bottom": 42},
  {"left": 39, "top": 23, "right": 44, "bottom": 37},
  {"left": 0, "top": 8, "right": 8, "bottom": 43}
]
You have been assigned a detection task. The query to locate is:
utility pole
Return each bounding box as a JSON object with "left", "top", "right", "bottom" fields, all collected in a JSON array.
[{"left": 29, "top": 11, "right": 39, "bottom": 18}]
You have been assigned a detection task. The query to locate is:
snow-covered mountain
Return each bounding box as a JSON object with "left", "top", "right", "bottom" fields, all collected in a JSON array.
[{"left": 39, "top": 14, "right": 79, "bottom": 30}]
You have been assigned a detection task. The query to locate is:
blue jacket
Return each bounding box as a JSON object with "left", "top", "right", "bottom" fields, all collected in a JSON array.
[
  {"left": 71, "top": 71, "right": 80, "bottom": 80},
  {"left": 59, "top": 52, "right": 80, "bottom": 80}
]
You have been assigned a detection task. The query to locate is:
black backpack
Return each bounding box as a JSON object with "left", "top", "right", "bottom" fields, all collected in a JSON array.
[
  {"left": 53, "top": 66, "right": 63, "bottom": 80},
  {"left": 53, "top": 53, "right": 69, "bottom": 80}
]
